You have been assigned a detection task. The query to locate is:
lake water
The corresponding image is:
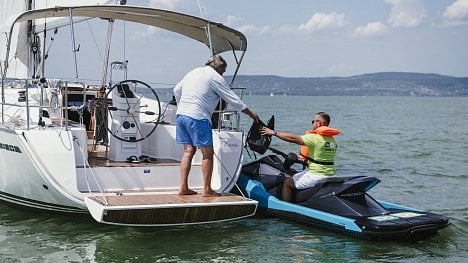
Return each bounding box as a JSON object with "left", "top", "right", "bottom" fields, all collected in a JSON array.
[{"left": 1, "top": 96, "right": 467, "bottom": 262}]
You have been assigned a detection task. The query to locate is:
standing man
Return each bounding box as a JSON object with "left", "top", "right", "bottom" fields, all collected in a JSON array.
[
  {"left": 260, "top": 112, "right": 339, "bottom": 202},
  {"left": 174, "top": 54, "right": 259, "bottom": 197}
]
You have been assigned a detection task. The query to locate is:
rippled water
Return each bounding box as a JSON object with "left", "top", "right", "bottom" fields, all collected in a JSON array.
[{"left": 1, "top": 96, "right": 467, "bottom": 262}]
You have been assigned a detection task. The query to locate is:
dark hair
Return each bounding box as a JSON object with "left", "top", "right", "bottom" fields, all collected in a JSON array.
[
  {"left": 316, "top": 112, "right": 330, "bottom": 125},
  {"left": 206, "top": 54, "right": 227, "bottom": 70}
]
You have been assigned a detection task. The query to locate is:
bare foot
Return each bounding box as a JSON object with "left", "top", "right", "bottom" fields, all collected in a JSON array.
[
  {"left": 202, "top": 191, "right": 222, "bottom": 197},
  {"left": 179, "top": 189, "right": 197, "bottom": 195}
]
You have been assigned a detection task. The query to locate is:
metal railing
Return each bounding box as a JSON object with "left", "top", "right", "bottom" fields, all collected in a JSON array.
[{"left": 1, "top": 78, "right": 90, "bottom": 130}]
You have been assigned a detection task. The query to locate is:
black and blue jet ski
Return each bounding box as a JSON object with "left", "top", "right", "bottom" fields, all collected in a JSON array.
[{"left": 237, "top": 116, "right": 449, "bottom": 241}]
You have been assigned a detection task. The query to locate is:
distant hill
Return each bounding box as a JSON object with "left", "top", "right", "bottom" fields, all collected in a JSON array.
[
  {"left": 6, "top": 72, "right": 465, "bottom": 96},
  {"left": 226, "top": 72, "right": 468, "bottom": 96}
]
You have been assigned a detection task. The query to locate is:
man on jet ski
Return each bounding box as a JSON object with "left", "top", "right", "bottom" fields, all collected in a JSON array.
[{"left": 260, "top": 112, "right": 340, "bottom": 202}]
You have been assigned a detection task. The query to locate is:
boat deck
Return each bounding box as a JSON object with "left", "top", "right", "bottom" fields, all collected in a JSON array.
[
  {"left": 88, "top": 192, "right": 251, "bottom": 206},
  {"left": 86, "top": 193, "right": 257, "bottom": 225},
  {"left": 86, "top": 144, "right": 180, "bottom": 167}
]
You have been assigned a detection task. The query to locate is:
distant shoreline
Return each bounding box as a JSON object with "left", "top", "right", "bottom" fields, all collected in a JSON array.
[
  {"left": 4, "top": 71, "right": 467, "bottom": 97},
  {"left": 153, "top": 72, "right": 468, "bottom": 97},
  {"left": 226, "top": 72, "right": 468, "bottom": 97}
]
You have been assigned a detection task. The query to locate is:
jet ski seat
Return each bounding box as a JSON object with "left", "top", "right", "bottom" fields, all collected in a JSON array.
[{"left": 294, "top": 176, "right": 369, "bottom": 203}]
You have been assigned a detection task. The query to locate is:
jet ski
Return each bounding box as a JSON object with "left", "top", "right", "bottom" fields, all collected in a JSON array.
[{"left": 236, "top": 116, "right": 449, "bottom": 241}]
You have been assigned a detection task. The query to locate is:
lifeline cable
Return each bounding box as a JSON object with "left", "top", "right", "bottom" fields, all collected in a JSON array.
[
  {"left": 73, "top": 133, "right": 109, "bottom": 205},
  {"left": 212, "top": 133, "right": 248, "bottom": 198}
]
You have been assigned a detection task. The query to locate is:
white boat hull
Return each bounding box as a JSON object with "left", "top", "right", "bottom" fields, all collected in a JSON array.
[
  {"left": 1, "top": 5, "right": 257, "bottom": 226},
  {"left": 0, "top": 123, "right": 257, "bottom": 224},
  {"left": 0, "top": 127, "right": 86, "bottom": 212}
]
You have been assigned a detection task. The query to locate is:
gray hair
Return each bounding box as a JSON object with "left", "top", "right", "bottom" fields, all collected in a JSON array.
[{"left": 206, "top": 54, "right": 227, "bottom": 70}]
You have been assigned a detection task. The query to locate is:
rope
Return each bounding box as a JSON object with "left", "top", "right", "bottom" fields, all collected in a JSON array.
[
  {"left": 7, "top": 109, "right": 24, "bottom": 126},
  {"left": 86, "top": 20, "right": 104, "bottom": 63},
  {"left": 212, "top": 133, "right": 248, "bottom": 198},
  {"left": 71, "top": 105, "right": 109, "bottom": 205},
  {"left": 73, "top": 134, "right": 109, "bottom": 206},
  {"left": 213, "top": 151, "right": 246, "bottom": 198},
  {"left": 100, "top": 20, "right": 114, "bottom": 87}
]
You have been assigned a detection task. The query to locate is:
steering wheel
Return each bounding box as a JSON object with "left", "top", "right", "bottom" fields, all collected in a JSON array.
[{"left": 104, "top": 80, "right": 161, "bottom": 142}]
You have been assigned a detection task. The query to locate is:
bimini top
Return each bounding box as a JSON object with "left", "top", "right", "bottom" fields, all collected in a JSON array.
[{"left": 10, "top": 5, "right": 247, "bottom": 54}]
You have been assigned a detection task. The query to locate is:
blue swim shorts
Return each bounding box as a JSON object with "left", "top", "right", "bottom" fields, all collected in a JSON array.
[{"left": 176, "top": 114, "right": 213, "bottom": 146}]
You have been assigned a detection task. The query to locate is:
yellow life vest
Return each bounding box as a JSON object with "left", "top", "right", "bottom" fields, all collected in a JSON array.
[{"left": 299, "top": 126, "right": 340, "bottom": 160}]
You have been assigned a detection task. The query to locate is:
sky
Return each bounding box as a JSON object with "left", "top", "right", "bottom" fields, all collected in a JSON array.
[
  {"left": 8, "top": 0, "right": 468, "bottom": 85},
  {"left": 139, "top": 0, "right": 468, "bottom": 81}
]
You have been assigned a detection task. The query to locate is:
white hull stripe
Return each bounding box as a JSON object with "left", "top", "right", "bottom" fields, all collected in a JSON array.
[{"left": 0, "top": 191, "right": 86, "bottom": 213}]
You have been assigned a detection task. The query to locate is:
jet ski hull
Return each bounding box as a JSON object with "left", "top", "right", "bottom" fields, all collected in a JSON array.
[{"left": 237, "top": 155, "right": 449, "bottom": 241}]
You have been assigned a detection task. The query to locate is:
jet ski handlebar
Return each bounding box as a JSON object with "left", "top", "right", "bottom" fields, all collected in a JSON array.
[{"left": 267, "top": 146, "right": 307, "bottom": 172}]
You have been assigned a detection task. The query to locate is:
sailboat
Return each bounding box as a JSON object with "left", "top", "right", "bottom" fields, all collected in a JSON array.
[{"left": 0, "top": 2, "right": 257, "bottom": 226}]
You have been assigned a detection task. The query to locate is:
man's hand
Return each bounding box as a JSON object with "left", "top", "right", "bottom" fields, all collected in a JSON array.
[{"left": 260, "top": 127, "right": 275, "bottom": 136}]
